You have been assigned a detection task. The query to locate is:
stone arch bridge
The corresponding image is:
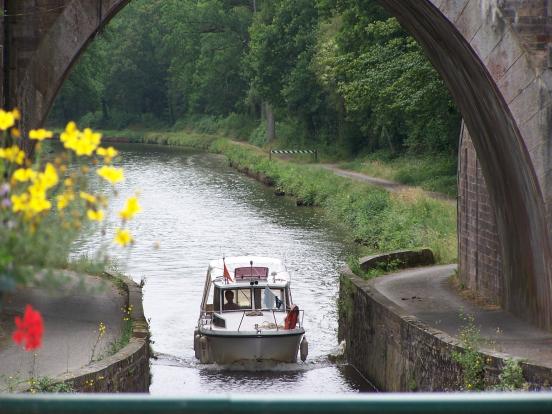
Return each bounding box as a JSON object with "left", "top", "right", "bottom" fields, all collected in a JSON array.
[{"left": 1, "top": 0, "right": 552, "bottom": 330}]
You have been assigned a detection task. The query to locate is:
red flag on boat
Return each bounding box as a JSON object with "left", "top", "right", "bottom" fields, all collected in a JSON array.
[{"left": 223, "top": 259, "right": 232, "bottom": 283}]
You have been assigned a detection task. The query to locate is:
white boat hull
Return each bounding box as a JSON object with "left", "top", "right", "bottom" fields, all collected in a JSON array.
[{"left": 197, "top": 327, "right": 304, "bottom": 364}]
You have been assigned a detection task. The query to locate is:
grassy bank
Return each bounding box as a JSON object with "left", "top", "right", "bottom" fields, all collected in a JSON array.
[
  {"left": 92, "top": 114, "right": 458, "bottom": 198},
  {"left": 100, "top": 129, "right": 457, "bottom": 264},
  {"left": 340, "top": 154, "right": 457, "bottom": 197}
]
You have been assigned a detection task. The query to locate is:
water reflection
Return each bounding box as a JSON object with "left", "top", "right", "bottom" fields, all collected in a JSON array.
[{"left": 72, "top": 143, "right": 374, "bottom": 394}]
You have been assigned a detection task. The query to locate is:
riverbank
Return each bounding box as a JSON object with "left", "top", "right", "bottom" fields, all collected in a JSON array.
[
  {"left": 93, "top": 127, "right": 457, "bottom": 196},
  {"left": 94, "top": 129, "right": 457, "bottom": 264}
]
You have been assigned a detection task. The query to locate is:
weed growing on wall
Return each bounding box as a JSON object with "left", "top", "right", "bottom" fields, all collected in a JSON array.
[
  {"left": 452, "top": 314, "right": 485, "bottom": 391},
  {"left": 29, "top": 377, "right": 75, "bottom": 393},
  {"left": 495, "top": 359, "right": 527, "bottom": 391}
]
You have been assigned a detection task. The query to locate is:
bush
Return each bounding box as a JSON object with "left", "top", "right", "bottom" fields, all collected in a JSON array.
[
  {"left": 496, "top": 359, "right": 526, "bottom": 391},
  {"left": 452, "top": 314, "right": 485, "bottom": 391},
  {"left": 78, "top": 111, "right": 104, "bottom": 129},
  {"left": 173, "top": 113, "right": 257, "bottom": 141},
  {"left": 248, "top": 123, "right": 268, "bottom": 146}
]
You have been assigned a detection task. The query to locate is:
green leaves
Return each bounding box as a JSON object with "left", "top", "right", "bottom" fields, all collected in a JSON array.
[{"left": 50, "top": 0, "right": 460, "bottom": 161}]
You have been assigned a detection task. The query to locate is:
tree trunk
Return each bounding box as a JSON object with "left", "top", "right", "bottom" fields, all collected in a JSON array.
[{"left": 265, "top": 102, "right": 275, "bottom": 142}]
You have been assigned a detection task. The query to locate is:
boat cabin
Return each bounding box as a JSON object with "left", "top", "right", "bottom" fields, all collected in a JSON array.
[{"left": 200, "top": 256, "right": 293, "bottom": 315}]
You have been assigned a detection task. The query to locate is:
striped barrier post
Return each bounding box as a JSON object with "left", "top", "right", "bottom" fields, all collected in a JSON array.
[{"left": 269, "top": 149, "right": 318, "bottom": 162}]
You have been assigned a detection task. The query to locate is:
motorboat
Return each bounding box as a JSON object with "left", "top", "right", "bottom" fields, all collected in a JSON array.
[{"left": 194, "top": 256, "right": 308, "bottom": 364}]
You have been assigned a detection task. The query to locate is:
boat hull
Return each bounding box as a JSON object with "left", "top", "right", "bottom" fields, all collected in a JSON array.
[{"left": 197, "top": 328, "right": 304, "bottom": 364}]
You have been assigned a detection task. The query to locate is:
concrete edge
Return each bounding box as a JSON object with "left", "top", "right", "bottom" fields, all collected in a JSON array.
[
  {"left": 358, "top": 249, "right": 435, "bottom": 272},
  {"left": 340, "top": 264, "right": 552, "bottom": 390},
  {"left": 35, "top": 274, "right": 150, "bottom": 393}
]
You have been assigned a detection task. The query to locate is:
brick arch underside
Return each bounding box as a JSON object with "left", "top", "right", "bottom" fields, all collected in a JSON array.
[
  {"left": 15, "top": 0, "right": 131, "bottom": 141},
  {"left": 14, "top": 0, "right": 552, "bottom": 330},
  {"left": 379, "top": 0, "right": 552, "bottom": 329}
]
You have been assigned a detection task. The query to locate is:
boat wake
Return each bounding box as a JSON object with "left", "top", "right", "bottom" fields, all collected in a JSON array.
[{"left": 152, "top": 351, "right": 344, "bottom": 372}]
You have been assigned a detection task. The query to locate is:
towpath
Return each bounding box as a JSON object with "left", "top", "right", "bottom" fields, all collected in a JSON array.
[
  {"left": 316, "top": 164, "right": 455, "bottom": 203},
  {"left": 374, "top": 265, "right": 552, "bottom": 368},
  {"left": 0, "top": 272, "right": 125, "bottom": 389}
]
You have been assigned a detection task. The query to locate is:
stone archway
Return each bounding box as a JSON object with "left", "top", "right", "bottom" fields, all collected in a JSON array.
[{"left": 7, "top": 0, "right": 552, "bottom": 329}]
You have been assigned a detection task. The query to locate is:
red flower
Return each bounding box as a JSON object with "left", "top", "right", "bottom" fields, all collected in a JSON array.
[{"left": 12, "top": 304, "right": 44, "bottom": 351}]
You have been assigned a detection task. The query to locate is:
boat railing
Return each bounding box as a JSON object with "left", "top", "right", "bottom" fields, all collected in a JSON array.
[
  {"left": 199, "top": 311, "right": 214, "bottom": 327},
  {"left": 202, "top": 309, "right": 305, "bottom": 332},
  {"left": 234, "top": 309, "right": 305, "bottom": 332},
  {"left": 237, "top": 311, "right": 246, "bottom": 332}
]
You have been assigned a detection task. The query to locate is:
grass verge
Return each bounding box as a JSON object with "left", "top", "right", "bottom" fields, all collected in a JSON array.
[{"left": 340, "top": 153, "right": 457, "bottom": 197}]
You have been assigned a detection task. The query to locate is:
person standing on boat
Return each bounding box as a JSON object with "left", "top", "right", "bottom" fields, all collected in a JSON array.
[{"left": 223, "top": 290, "right": 240, "bottom": 310}]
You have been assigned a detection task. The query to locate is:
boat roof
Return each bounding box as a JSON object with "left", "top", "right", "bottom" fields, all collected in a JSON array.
[{"left": 208, "top": 256, "right": 290, "bottom": 284}]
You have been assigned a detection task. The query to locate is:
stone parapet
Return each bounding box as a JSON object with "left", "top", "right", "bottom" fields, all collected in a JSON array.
[
  {"left": 338, "top": 266, "right": 552, "bottom": 391},
  {"left": 51, "top": 274, "right": 150, "bottom": 393},
  {"left": 358, "top": 249, "right": 435, "bottom": 273}
]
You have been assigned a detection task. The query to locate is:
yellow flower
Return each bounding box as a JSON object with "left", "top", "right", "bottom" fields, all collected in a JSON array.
[
  {"left": 0, "top": 145, "right": 25, "bottom": 165},
  {"left": 11, "top": 128, "right": 21, "bottom": 138},
  {"left": 28, "top": 194, "right": 51, "bottom": 214},
  {"left": 114, "top": 228, "right": 133, "bottom": 247},
  {"left": 60, "top": 121, "right": 78, "bottom": 144},
  {"left": 12, "top": 190, "right": 51, "bottom": 216},
  {"left": 96, "top": 146, "right": 118, "bottom": 163},
  {"left": 97, "top": 165, "right": 124, "bottom": 184},
  {"left": 87, "top": 209, "right": 104, "bottom": 221},
  {"left": 12, "top": 168, "right": 37, "bottom": 182},
  {"left": 29, "top": 128, "right": 53, "bottom": 141},
  {"left": 57, "top": 192, "right": 74, "bottom": 210},
  {"left": 11, "top": 193, "right": 29, "bottom": 213},
  {"left": 0, "top": 110, "right": 15, "bottom": 130},
  {"left": 60, "top": 122, "right": 102, "bottom": 156},
  {"left": 36, "top": 163, "right": 58, "bottom": 190},
  {"left": 12, "top": 108, "right": 20, "bottom": 121},
  {"left": 64, "top": 178, "right": 73, "bottom": 187},
  {"left": 119, "top": 196, "right": 141, "bottom": 220},
  {"left": 79, "top": 191, "right": 97, "bottom": 204},
  {"left": 74, "top": 129, "right": 102, "bottom": 156}
]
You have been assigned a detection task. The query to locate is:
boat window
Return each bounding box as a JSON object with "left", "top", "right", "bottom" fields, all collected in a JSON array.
[
  {"left": 255, "top": 287, "right": 284, "bottom": 310},
  {"left": 213, "top": 313, "right": 226, "bottom": 328},
  {"left": 213, "top": 287, "right": 221, "bottom": 312},
  {"left": 222, "top": 288, "right": 252, "bottom": 311},
  {"left": 235, "top": 266, "right": 268, "bottom": 280}
]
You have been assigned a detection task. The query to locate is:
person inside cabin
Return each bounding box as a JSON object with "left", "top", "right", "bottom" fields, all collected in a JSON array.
[{"left": 223, "top": 290, "right": 241, "bottom": 310}]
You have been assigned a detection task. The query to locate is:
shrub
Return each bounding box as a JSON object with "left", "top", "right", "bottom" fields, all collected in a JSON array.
[
  {"left": 452, "top": 314, "right": 485, "bottom": 391},
  {"left": 496, "top": 359, "right": 526, "bottom": 391}
]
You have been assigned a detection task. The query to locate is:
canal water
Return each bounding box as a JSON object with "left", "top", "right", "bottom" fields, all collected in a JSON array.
[{"left": 73, "top": 143, "right": 374, "bottom": 394}]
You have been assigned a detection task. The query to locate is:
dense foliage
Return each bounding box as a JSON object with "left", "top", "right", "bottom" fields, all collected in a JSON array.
[{"left": 49, "top": 0, "right": 461, "bottom": 158}]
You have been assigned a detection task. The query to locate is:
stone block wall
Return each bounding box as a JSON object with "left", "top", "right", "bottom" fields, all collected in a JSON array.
[
  {"left": 499, "top": 0, "right": 552, "bottom": 61},
  {"left": 56, "top": 338, "right": 149, "bottom": 393},
  {"left": 338, "top": 267, "right": 552, "bottom": 391},
  {"left": 457, "top": 129, "right": 503, "bottom": 306}
]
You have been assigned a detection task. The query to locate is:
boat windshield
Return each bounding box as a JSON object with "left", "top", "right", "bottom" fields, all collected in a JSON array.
[
  {"left": 222, "top": 288, "right": 252, "bottom": 311},
  {"left": 254, "top": 287, "right": 285, "bottom": 310}
]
